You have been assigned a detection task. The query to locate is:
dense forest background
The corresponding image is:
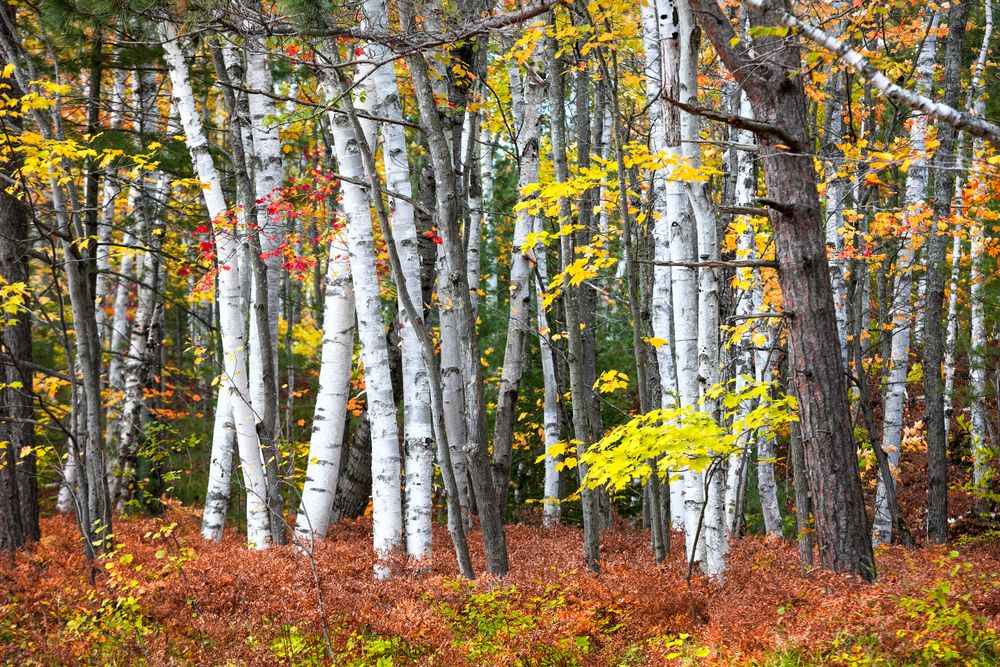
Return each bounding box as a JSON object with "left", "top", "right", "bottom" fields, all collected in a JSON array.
[{"left": 0, "top": 0, "right": 998, "bottom": 664}]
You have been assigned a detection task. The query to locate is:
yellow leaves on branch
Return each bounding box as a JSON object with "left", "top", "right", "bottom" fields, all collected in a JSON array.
[
  {"left": 0, "top": 279, "right": 28, "bottom": 328},
  {"left": 577, "top": 379, "right": 798, "bottom": 495},
  {"left": 593, "top": 369, "right": 629, "bottom": 394}
]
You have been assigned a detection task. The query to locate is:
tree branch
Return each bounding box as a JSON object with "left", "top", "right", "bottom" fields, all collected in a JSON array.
[
  {"left": 636, "top": 259, "right": 778, "bottom": 269},
  {"left": 663, "top": 95, "right": 801, "bottom": 150},
  {"left": 742, "top": 0, "right": 1000, "bottom": 143}
]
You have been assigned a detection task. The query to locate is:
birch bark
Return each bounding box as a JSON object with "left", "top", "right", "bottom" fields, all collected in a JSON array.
[
  {"left": 874, "top": 12, "right": 938, "bottom": 546},
  {"left": 160, "top": 21, "right": 271, "bottom": 547},
  {"left": 294, "top": 234, "right": 354, "bottom": 542},
  {"left": 323, "top": 75, "right": 403, "bottom": 575}
]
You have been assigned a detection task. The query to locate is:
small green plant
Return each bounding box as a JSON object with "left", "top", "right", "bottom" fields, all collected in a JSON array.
[
  {"left": 63, "top": 548, "right": 158, "bottom": 665},
  {"left": 270, "top": 624, "right": 327, "bottom": 666},
  {"left": 648, "top": 633, "right": 713, "bottom": 663},
  {"left": 894, "top": 553, "right": 1000, "bottom": 666}
]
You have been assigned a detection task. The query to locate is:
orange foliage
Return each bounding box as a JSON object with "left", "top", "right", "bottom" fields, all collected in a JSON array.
[{"left": 1, "top": 507, "right": 999, "bottom": 665}]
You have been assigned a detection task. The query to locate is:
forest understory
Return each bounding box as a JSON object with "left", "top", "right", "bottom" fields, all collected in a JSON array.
[{"left": 3, "top": 453, "right": 999, "bottom": 667}]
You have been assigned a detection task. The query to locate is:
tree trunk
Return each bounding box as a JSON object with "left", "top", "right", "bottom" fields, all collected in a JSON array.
[
  {"left": 926, "top": 0, "right": 969, "bottom": 541},
  {"left": 491, "top": 54, "right": 543, "bottom": 513},
  {"left": 692, "top": 0, "right": 875, "bottom": 580},
  {"left": 323, "top": 74, "right": 403, "bottom": 577},
  {"left": 161, "top": 21, "right": 271, "bottom": 548},
  {"left": 294, "top": 234, "right": 355, "bottom": 542}
]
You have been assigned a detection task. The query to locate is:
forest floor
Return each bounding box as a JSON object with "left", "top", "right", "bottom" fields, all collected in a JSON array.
[{"left": 2, "top": 501, "right": 999, "bottom": 666}]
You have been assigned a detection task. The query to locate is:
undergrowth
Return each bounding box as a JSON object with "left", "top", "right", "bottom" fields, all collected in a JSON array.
[{"left": 1, "top": 510, "right": 998, "bottom": 665}]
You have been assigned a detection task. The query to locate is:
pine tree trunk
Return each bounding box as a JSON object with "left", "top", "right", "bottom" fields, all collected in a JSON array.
[
  {"left": 0, "top": 112, "right": 37, "bottom": 551},
  {"left": 692, "top": 0, "right": 875, "bottom": 580}
]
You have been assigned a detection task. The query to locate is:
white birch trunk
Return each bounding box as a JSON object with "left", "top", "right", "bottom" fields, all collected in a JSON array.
[
  {"left": 294, "top": 234, "right": 355, "bottom": 542},
  {"left": 535, "top": 218, "right": 561, "bottom": 527},
  {"left": 95, "top": 67, "right": 128, "bottom": 348},
  {"left": 492, "top": 57, "right": 543, "bottom": 508},
  {"left": 246, "top": 38, "right": 285, "bottom": 436},
  {"left": 727, "top": 90, "right": 757, "bottom": 531},
  {"left": 945, "top": 0, "right": 991, "bottom": 437},
  {"left": 202, "top": 373, "right": 235, "bottom": 540},
  {"left": 161, "top": 21, "right": 271, "bottom": 548},
  {"left": 969, "top": 157, "right": 991, "bottom": 499},
  {"left": 480, "top": 127, "right": 495, "bottom": 308},
  {"left": 679, "top": 0, "right": 724, "bottom": 577},
  {"left": 874, "top": 13, "right": 938, "bottom": 546},
  {"left": 648, "top": 0, "right": 691, "bottom": 532},
  {"left": 355, "top": 3, "right": 435, "bottom": 559},
  {"left": 439, "top": 255, "right": 472, "bottom": 523},
  {"left": 324, "top": 76, "right": 403, "bottom": 576}
]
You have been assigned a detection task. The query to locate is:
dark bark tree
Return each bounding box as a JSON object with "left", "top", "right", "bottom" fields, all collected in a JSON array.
[
  {"left": 0, "top": 118, "right": 38, "bottom": 553},
  {"left": 691, "top": 0, "right": 875, "bottom": 580}
]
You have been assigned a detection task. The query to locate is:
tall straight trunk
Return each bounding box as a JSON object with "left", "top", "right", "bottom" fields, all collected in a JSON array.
[
  {"left": 675, "top": 0, "right": 728, "bottom": 576},
  {"left": 294, "top": 234, "right": 354, "bottom": 541},
  {"left": 549, "top": 28, "right": 600, "bottom": 572},
  {"left": 161, "top": 21, "right": 271, "bottom": 547},
  {"left": 491, "top": 58, "right": 543, "bottom": 513},
  {"left": 969, "top": 159, "right": 991, "bottom": 512},
  {"left": 439, "top": 263, "right": 472, "bottom": 523},
  {"left": 0, "top": 117, "right": 37, "bottom": 551},
  {"left": 944, "top": 0, "right": 992, "bottom": 431},
  {"left": 246, "top": 36, "right": 284, "bottom": 440},
  {"left": 215, "top": 44, "right": 285, "bottom": 545},
  {"left": 821, "top": 3, "right": 851, "bottom": 366},
  {"left": 656, "top": 0, "right": 704, "bottom": 564},
  {"left": 692, "top": 0, "right": 875, "bottom": 580},
  {"left": 202, "top": 370, "right": 235, "bottom": 540},
  {"left": 643, "top": 0, "right": 685, "bottom": 530},
  {"left": 874, "top": 12, "right": 939, "bottom": 546},
  {"left": 726, "top": 86, "right": 757, "bottom": 534},
  {"left": 354, "top": 5, "right": 436, "bottom": 559},
  {"left": 968, "top": 59, "right": 992, "bottom": 513},
  {"left": 480, "top": 128, "right": 497, "bottom": 308},
  {"left": 109, "top": 70, "right": 163, "bottom": 507},
  {"left": 789, "top": 414, "right": 813, "bottom": 566},
  {"left": 399, "top": 0, "right": 509, "bottom": 575},
  {"left": 323, "top": 77, "right": 403, "bottom": 576},
  {"left": 94, "top": 66, "right": 127, "bottom": 348},
  {"left": 536, "top": 234, "right": 561, "bottom": 527},
  {"left": 330, "top": 66, "right": 475, "bottom": 578},
  {"left": 925, "top": 0, "right": 969, "bottom": 541}
]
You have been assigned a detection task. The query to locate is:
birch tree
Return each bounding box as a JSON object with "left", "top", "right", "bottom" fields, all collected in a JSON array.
[
  {"left": 874, "top": 11, "right": 938, "bottom": 547},
  {"left": 160, "top": 21, "right": 271, "bottom": 548},
  {"left": 322, "top": 70, "right": 404, "bottom": 576}
]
